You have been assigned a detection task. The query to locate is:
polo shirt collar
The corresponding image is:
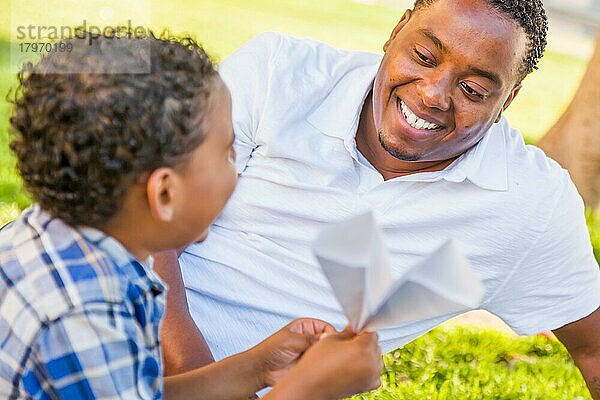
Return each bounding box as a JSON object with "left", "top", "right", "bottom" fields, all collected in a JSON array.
[
  {"left": 306, "top": 56, "right": 380, "bottom": 144},
  {"left": 306, "top": 57, "right": 508, "bottom": 192},
  {"left": 449, "top": 120, "right": 509, "bottom": 191}
]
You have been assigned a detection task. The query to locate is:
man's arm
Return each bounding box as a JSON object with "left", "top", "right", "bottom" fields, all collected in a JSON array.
[
  {"left": 553, "top": 306, "right": 600, "bottom": 400},
  {"left": 153, "top": 249, "right": 215, "bottom": 375}
]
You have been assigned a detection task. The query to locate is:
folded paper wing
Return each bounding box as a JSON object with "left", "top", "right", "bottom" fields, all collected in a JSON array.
[{"left": 312, "top": 212, "right": 484, "bottom": 332}]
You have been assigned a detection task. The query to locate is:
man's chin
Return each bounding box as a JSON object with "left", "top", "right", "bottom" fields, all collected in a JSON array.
[
  {"left": 379, "top": 132, "right": 422, "bottom": 162},
  {"left": 387, "top": 150, "right": 421, "bottom": 162}
]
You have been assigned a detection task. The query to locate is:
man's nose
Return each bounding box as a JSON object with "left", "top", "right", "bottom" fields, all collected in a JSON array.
[{"left": 419, "top": 74, "right": 452, "bottom": 111}]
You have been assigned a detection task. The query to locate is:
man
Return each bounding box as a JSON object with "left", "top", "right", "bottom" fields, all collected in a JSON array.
[{"left": 156, "top": 0, "right": 600, "bottom": 397}]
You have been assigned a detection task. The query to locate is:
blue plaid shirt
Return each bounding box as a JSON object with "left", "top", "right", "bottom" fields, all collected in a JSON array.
[{"left": 0, "top": 206, "right": 167, "bottom": 399}]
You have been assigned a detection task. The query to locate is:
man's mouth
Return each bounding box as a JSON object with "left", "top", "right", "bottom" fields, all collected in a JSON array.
[{"left": 399, "top": 99, "right": 440, "bottom": 131}]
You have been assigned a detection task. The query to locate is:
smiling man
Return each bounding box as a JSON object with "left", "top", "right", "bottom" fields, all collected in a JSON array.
[
  {"left": 156, "top": 0, "right": 600, "bottom": 397},
  {"left": 362, "top": 0, "right": 526, "bottom": 174}
]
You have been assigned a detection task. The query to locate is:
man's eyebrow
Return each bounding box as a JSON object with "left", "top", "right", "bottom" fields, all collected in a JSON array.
[
  {"left": 467, "top": 66, "right": 502, "bottom": 86},
  {"left": 418, "top": 29, "right": 447, "bottom": 53},
  {"left": 417, "top": 29, "right": 502, "bottom": 87}
]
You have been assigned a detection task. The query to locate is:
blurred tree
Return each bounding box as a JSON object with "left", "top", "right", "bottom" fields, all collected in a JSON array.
[{"left": 538, "top": 27, "right": 600, "bottom": 210}]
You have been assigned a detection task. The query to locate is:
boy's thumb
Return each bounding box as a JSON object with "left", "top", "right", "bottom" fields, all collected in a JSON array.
[{"left": 320, "top": 326, "right": 356, "bottom": 341}]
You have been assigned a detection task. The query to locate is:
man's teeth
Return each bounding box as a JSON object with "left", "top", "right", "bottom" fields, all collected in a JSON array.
[{"left": 400, "top": 100, "right": 439, "bottom": 130}]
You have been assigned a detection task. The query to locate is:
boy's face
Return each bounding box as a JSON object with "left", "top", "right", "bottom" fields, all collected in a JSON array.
[{"left": 175, "top": 80, "right": 237, "bottom": 243}]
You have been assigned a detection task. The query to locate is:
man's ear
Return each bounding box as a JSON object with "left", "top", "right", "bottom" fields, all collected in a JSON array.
[
  {"left": 384, "top": 9, "right": 412, "bottom": 52},
  {"left": 495, "top": 84, "right": 522, "bottom": 123},
  {"left": 146, "top": 167, "right": 177, "bottom": 222}
]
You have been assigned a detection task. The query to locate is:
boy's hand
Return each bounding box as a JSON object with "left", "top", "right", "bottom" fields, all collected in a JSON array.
[
  {"left": 267, "top": 328, "right": 383, "bottom": 400},
  {"left": 251, "top": 318, "right": 336, "bottom": 388}
]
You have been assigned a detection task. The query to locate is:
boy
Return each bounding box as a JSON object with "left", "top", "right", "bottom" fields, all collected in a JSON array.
[{"left": 0, "top": 32, "right": 382, "bottom": 399}]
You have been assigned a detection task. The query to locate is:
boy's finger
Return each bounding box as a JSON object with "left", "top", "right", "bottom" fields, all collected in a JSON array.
[
  {"left": 287, "top": 318, "right": 310, "bottom": 334},
  {"left": 307, "top": 318, "right": 336, "bottom": 335},
  {"left": 328, "top": 328, "right": 356, "bottom": 340},
  {"left": 288, "top": 318, "right": 335, "bottom": 335},
  {"left": 281, "top": 331, "right": 314, "bottom": 353},
  {"left": 357, "top": 330, "right": 379, "bottom": 343}
]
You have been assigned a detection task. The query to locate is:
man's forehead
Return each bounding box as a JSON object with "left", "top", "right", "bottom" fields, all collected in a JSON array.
[
  {"left": 412, "top": 0, "right": 520, "bottom": 34},
  {"left": 414, "top": 0, "right": 493, "bottom": 13},
  {"left": 407, "top": 0, "right": 528, "bottom": 84},
  {"left": 411, "top": 0, "right": 528, "bottom": 50}
]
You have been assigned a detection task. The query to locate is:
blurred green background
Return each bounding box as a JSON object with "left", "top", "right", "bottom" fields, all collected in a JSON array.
[{"left": 0, "top": 0, "right": 597, "bottom": 398}]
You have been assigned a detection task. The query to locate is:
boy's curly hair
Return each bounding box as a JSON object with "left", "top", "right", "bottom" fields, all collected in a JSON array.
[{"left": 10, "top": 31, "right": 219, "bottom": 227}]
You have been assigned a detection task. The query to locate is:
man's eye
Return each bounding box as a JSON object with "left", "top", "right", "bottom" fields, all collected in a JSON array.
[
  {"left": 460, "top": 82, "right": 485, "bottom": 100},
  {"left": 414, "top": 49, "right": 434, "bottom": 66}
]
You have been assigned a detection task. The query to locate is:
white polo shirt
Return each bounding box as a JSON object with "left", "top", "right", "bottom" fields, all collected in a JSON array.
[{"left": 180, "top": 32, "right": 600, "bottom": 360}]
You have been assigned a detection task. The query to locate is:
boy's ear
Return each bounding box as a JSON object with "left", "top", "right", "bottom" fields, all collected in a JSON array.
[{"left": 146, "top": 167, "right": 177, "bottom": 222}]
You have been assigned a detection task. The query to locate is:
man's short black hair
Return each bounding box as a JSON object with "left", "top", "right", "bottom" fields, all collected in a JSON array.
[
  {"left": 413, "top": 0, "right": 548, "bottom": 80},
  {"left": 10, "top": 31, "right": 219, "bottom": 227}
]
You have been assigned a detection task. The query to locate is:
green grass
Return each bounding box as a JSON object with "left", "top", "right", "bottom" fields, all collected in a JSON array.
[
  {"left": 0, "top": 1, "right": 598, "bottom": 398},
  {"left": 353, "top": 326, "right": 592, "bottom": 400}
]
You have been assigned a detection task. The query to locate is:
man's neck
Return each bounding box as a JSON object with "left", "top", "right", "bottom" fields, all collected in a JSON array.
[{"left": 355, "top": 91, "right": 458, "bottom": 181}]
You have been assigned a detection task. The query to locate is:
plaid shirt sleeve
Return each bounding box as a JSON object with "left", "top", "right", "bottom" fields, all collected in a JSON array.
[{"left": 21, "top": 302, "right": 163, "bottom": 400}]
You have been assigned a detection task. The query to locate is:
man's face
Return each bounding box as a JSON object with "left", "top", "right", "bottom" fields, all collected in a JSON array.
[{"left": 373, "top": 0, "right": 528, "bottom": 162}]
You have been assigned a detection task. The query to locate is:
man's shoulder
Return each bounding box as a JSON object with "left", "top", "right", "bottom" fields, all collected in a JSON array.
[
  {"left": 0, "top": 208, "right": 126, "bottom": 326},
  {"left": 230, "top": 31, "right": 379, "bottom": 58},
  {"left": 221, "top": 31, "right": 381, "bottom": 83},
  {"left": 501, "top": 122, "right": 572, "bottom": 193}
]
